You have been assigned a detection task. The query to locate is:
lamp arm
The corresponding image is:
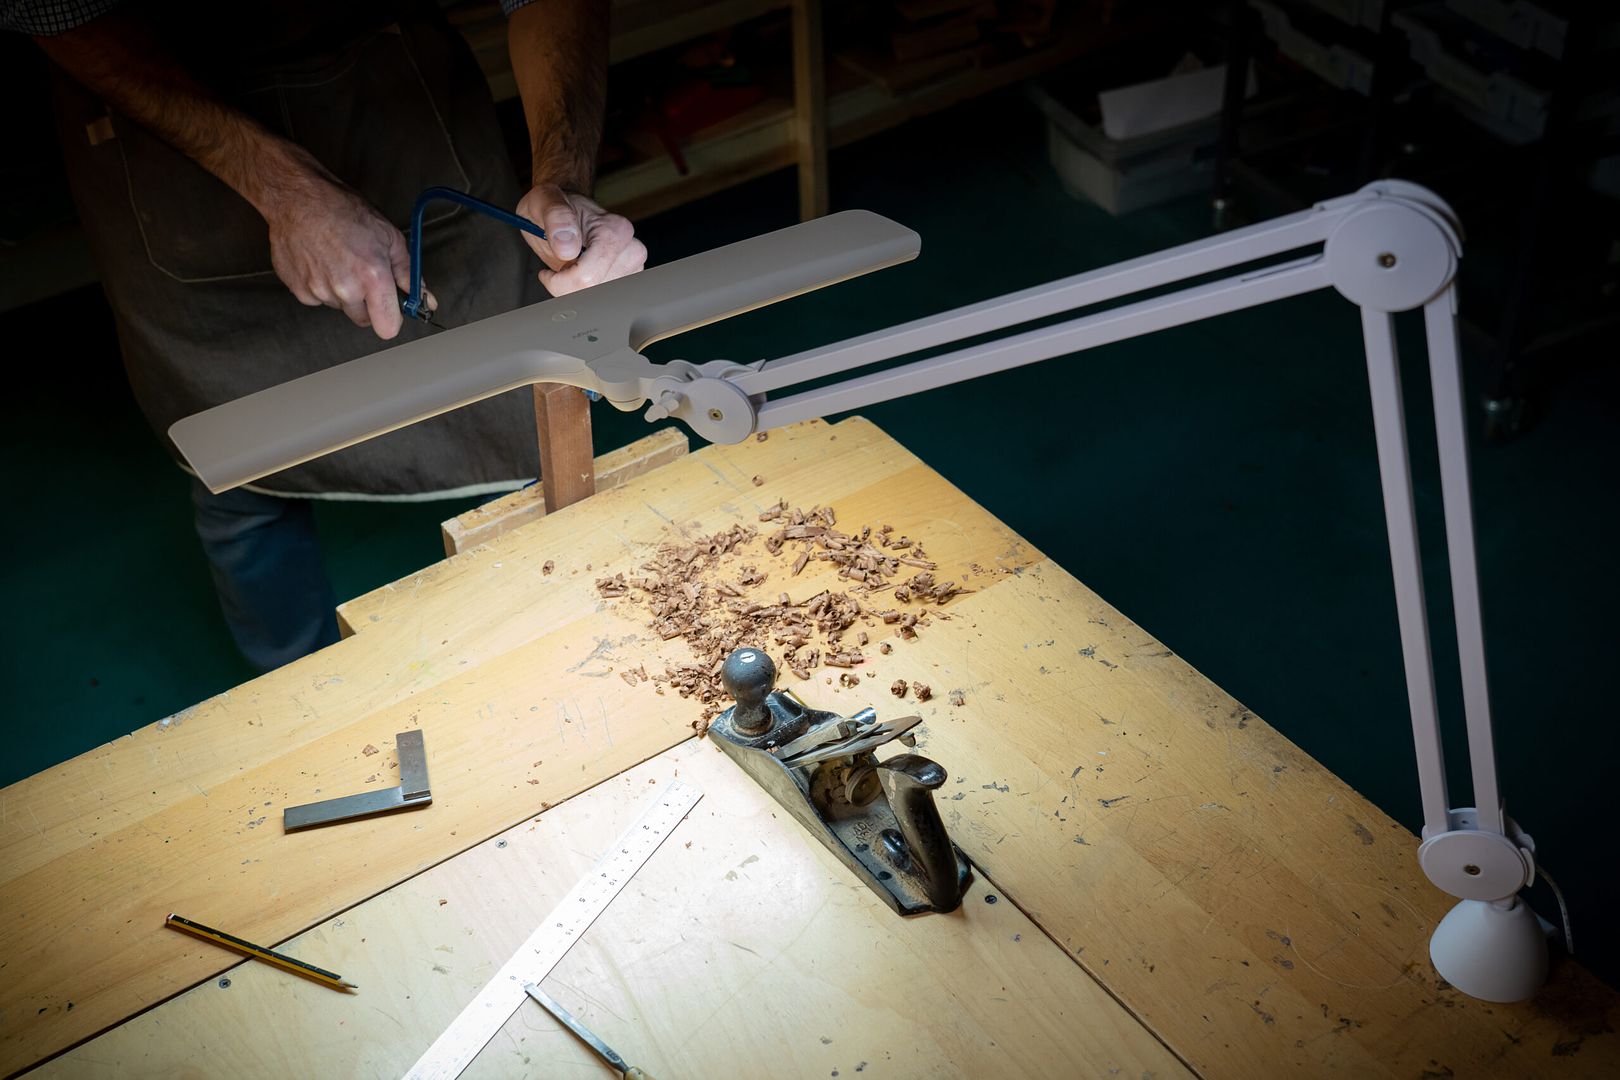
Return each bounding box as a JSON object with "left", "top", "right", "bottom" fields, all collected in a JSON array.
[
  {"left": 712, "top": 186, "right": 1532, "bottom": 912},
  {"left": 735, "top": 207, "right": 1338, "bottom": 397},
  {"left": 719, "top": 184, "right": 1549, "bottom": 997},
  {"left": 745, "top": 254, "right": 1328, "bottom": 430},
  {"left": 1422, "top": 289, "right": 1504, "bottom": 835}
]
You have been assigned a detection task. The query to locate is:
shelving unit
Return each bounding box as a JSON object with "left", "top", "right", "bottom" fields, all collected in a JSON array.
[
  {"left": 452, "top": 0, "right": 1166, "bottom": 222},
  {"left": 450, "top": 0, "right": 821, "bottom": 217}
]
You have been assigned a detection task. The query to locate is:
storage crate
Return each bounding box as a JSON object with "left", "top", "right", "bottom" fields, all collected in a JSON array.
[
  {"left": 1025, "top": 74, "right": 1224, "bottom": 216},
  {"left": 1251, "top": 0, "right": 1377, "bottom": 95},
  {"left": 1393, "top": 2, "right": 1552, "bottom": 142}
]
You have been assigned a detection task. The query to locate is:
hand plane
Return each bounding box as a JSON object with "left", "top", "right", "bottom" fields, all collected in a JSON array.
[{"left": 710, "top": 648, "right": 971, "bottom": 915}]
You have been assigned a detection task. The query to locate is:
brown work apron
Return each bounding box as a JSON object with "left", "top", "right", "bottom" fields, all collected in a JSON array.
[{"left": 50, "top": 4, "right": 544, "bottom": 498}]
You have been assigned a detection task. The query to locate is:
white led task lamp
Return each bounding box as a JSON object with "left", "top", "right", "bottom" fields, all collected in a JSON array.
[{"left": 171, "top": 180, "right": 1555, "bottom": 1002}]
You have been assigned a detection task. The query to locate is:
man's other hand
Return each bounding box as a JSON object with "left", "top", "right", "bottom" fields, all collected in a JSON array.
[
  {"left": 266, "top": 177, "right": 431, "bottom": 340},
  {"left": 515, "top": 183, "right": 646, "bottom": 296}
]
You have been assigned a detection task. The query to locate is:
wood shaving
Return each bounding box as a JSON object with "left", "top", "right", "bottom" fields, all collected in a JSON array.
[
  {"left": 592, "top": 501, "right": 965, "bottom": 721},
  {"left": 913, "top": 683, "right": 933, "bottom": 702},
  {"left": 542, "top": 560, "right": 554, "bottom": 575},
  {"left": 949, "top": 690, "right": 965, "bottom": 706},
  {"left": 891, "top": 680, "right": 908, "bottom": 698}
]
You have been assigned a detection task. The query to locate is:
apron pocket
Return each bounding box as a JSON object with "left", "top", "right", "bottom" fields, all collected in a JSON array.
[
  {"left": 118, "top": 25, "right": 471, "bottom": 284},
  {"left": 115, "top": 91, "right": 281, "bottom": 282}
]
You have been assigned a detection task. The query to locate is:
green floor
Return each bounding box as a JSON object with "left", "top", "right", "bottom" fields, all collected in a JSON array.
[{"left": 4, "top": 92, "right": 1616, "bottom": 988}]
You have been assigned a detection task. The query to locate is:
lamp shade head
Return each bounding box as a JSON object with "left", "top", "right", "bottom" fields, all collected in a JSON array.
[{"left": 1430, "top": 897, "right": 1549, "bottom": 1003}]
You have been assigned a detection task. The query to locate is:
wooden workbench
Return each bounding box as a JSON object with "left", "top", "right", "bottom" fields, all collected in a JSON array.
[{"left": 5, "top": 418, "right": 1617, "bottom": 1078}]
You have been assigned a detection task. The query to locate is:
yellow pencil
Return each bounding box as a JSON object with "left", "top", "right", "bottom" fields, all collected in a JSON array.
[{"left": 165, "top": 914, "right": 357, "bottom": 991}]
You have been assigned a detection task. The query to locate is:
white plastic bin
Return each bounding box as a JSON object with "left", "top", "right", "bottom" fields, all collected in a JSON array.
[{"left": 1026, "top": 75, "right": 1225, "bottom": 216}]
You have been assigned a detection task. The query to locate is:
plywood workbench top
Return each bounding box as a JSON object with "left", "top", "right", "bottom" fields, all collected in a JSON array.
[{"left": 4, "top": 417, "right": 1617, "bottom": 1078}]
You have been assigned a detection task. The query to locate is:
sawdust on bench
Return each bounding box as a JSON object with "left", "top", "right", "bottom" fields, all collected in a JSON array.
[{"left": 595, "top": 499, "right": 982, "bottom": 731}]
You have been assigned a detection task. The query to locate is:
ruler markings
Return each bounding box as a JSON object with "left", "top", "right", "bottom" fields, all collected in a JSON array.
[{"left": 403, "top": 780, "right": 702, "bottom": 1080}]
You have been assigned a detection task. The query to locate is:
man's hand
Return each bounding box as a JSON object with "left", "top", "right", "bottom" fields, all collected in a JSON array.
[
  {"left": 264, "top": 173, "right": 429, "bottom": 340},
  {"left": 506, "top": 2, "right": 639, "bottom": 296},
  {"left": 516, "top": 183, "right": 646, "bottom": 296}
]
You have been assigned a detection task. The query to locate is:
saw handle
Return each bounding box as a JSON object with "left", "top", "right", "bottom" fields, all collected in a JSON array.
[{"left": 402, "top": 186, "right": 548, "bottom": 320}]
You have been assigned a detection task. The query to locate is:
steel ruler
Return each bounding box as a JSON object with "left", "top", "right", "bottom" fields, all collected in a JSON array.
[{"left": 403, "top": 780, "right": 702, "bottom": 1080}]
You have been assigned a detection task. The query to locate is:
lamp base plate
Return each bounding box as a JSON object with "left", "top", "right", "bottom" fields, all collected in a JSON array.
[{"left": 1430, "top": 897, "right": 1548, "bottom": 1002}]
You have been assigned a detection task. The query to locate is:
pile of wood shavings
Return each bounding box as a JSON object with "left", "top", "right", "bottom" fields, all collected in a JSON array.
[{"left": 595, "top": 500, "right": 973, "bottom": 727}]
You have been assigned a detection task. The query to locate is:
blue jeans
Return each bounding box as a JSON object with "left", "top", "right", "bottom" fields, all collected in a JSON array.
[{"left": 190, "top": 479, "right": 340, "bottom": 673}]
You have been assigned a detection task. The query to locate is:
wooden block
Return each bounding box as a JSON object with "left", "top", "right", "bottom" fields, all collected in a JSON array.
[
  {"left": 532, "top": 383, "right": 596, "bottom": 513},
  {"left": 436, "top": 428, "right": 690, "bottom": 558},
  {"left": 37, "top": 742, "right": 1191, "bottom": 1079}
]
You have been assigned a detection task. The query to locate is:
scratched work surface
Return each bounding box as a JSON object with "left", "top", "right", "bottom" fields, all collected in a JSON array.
[
  {"left": 3, "top": 418, "right": 1616, "bottom": 1077},
  {"left": 37, "top": 741, "right": 1190, "bottom": 1079}
]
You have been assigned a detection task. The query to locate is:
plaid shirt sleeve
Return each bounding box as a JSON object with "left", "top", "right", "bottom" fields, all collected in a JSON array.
[
  {"left": 2, "top": 0, "right": 123, "bottom": 35},
  {"left": 499, "top": 0, "right": 536, "bottom": 14}
]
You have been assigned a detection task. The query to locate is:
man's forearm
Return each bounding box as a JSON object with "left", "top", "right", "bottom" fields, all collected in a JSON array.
[
  {"left": 40, "top": 13, "right": 427, "bottom": 338},
  {"left": 500, "top": 2, "right": 644, "bottom": 297},
  {"left": 36, "top": 14, "right": 326, "bottom": 222},
  {"left": 507, "top": 0, "right": 609, "bottom": 192}
]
